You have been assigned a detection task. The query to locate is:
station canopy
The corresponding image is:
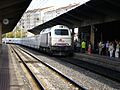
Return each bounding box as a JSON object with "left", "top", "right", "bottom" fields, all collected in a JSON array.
[
  {"left": 0, "top": 0, "right": 32, "bottom": 34},
  {"left": 29, "top": 0, "right": 120, "bottom": 35}
]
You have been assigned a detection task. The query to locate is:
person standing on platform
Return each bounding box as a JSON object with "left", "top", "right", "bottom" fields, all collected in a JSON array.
[
  {"left": 74, "top": 39, "right": 80, "bottom": 52},
  {"left": 115, "top": 41, "right": 119, "bottom": 58},
  {"left": 74, "top": 39, "right": 77, "bottom": 52},
  {"left": 81, "top": 40, "right": 86, "bottom": 53},
  {"left": 105, "top": 41, "right": 109, "bottom": 56},
  {"left": 98, "top": 41, "right": 103, "bottom": 55},
  {"left": 119, "top": 41, "right": 120, "bottom": 58},
  {"left": 88, "top": 42, "right": 92, "bottom": 54},
  {"left": 108, "top": 42, "right": 114, "bottom": 58},
  {"left": 113, "top": 40, "right": 117, "bottom": 57},
  {"left": 76, "top": 40, "right": 80, "bottom": 52}
]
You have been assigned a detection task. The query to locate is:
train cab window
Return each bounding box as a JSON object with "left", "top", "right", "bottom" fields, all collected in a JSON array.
[{"left": 55, "top": 29, "right": 68, "bottom": 35}]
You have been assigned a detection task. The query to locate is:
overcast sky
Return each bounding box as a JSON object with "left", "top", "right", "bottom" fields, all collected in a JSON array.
[{"left": 27, "top": 0, "right": 89, "bottom": 10}]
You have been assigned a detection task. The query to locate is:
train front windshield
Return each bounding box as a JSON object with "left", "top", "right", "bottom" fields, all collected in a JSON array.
[{"left": 55, "top": 29, "right": 69, "bottom": 35}]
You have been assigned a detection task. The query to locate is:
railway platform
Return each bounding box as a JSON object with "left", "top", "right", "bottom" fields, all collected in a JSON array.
[
  {"left": 75, "top": 52, "right": 120, "bottom": 72},
  {"left": 0, "top": 45, "right": 28, "bottom": 90}
]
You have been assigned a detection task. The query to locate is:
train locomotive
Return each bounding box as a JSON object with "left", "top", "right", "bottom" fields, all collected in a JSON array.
[{"left": 3, "top": 25, "right": 73, "bottom": 56}]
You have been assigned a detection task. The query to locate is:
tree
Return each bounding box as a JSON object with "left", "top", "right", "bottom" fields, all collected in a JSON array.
[{"left": 2, "top": 26, "right": 27, "bottom": 38}]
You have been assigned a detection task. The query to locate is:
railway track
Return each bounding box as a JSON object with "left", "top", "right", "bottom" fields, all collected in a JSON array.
[
  {"left": 58, "top": 56, "right": 120, "bottom": 83},
  {"left": 10, "top": 45, "right": 45, "bottom": 90},
  {"left": 10, "top": 45, "right": 86, "bottom": 90}
]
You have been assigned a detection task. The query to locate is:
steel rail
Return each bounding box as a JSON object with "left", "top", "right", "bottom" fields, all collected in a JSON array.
[
  {"left": 15, "top": 45, "right": 87, "bottom": 90},
  {"left": 10, "top": 45, "right": 45, "bottom": 90},
  {"left": 58, "top": 57, "right": 120, "bottom": 83}
]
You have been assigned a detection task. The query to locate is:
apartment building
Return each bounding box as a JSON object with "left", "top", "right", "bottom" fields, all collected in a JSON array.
[{"left": 16, "top": 3, "right": 80, "bottom": 33}]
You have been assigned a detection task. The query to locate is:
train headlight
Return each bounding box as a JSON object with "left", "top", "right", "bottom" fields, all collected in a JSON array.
[{"left": 65, "top": 43, "right": 69, "bottom": 46}]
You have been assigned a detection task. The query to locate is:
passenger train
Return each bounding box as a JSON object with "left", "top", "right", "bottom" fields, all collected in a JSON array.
[{"left": 3, "top": 25, "right": 73, "bottom": 56}]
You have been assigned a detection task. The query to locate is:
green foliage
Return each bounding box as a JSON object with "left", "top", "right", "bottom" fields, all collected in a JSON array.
[
  {"left": 2, "top": 34, "right": 6, "bottom": 38},
  {"left": 2, "top": 26, "right": 27, "bottom": 38}
]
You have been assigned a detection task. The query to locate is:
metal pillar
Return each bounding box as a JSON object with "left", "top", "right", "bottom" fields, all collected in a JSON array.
[
  {"left": 71, "top": 28, "right": 74, "bottom": 49},
  {"left": 78, "top": 27, "right": 81, "bottom": 41},
  {"left": 90, "top": 25, "right": 95, "bottom": 49},
  {"left": 0, "top": 23, "right": 2, "bottom": 53}
]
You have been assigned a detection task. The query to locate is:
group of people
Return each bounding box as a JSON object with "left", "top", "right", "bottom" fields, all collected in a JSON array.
[
  {"left": 98, "top": 40, "right": 120, "bottom": 58},
  {"left": 74, "top": 39, "right": 120, "bottom": 58},
  {"left": 74, "top": 39, "right": 89, "bottom": 53}
]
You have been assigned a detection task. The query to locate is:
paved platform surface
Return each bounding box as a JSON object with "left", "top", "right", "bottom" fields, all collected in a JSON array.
[
  {"left": 0, "top": 45, "right": 26, "bottom": 90},
  {"left": 75, "top": 52, "right": 120, "bottom": 72}
]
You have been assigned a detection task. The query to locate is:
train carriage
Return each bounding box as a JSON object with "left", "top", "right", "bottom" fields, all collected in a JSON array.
[{"left": 3, "top": 25, "right": 73, "bottom": 56}]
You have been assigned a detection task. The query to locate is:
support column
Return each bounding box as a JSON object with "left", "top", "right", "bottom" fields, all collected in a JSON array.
[
  {"left": 78, "top": 27, "right": 81, "bottom": 41},
  {"left": 0, "top": 23, "right": 2, "bottom": 53},
  {"left": 71, "top": 28, "right": 74, "bottom": 50},
  {"left": 90, "top": 25, "right": 95, "bottom": 49},
  {"left": 78, "top": 27, "right": 84, "bottom": 41}
]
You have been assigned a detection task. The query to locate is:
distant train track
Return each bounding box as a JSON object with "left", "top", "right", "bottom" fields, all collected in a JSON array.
[{"left": 10, "top": 45, "right": 86, "bottom": 90}]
